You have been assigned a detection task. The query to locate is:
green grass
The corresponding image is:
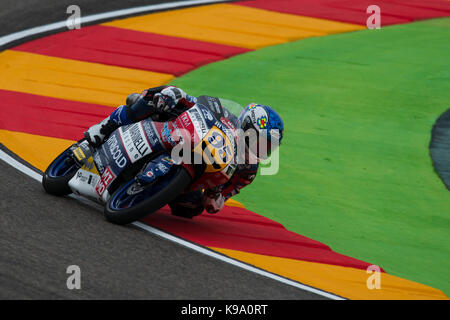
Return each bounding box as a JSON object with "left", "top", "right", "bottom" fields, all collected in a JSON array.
[{"left": 171, "top": 18, "right": 450, "bottom": 295}]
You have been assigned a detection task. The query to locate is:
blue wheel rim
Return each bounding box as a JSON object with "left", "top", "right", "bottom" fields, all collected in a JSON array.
[
  {"left": 109, "top": 169, "right": 177, "bottom": 211},
  {"left": 48, "top": 148, "right": 78, "bottom": 178}
]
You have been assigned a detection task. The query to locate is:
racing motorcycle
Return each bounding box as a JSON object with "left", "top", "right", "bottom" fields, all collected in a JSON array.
[{"left": 42, "top": 96, "right": 242, "bottom": 225}]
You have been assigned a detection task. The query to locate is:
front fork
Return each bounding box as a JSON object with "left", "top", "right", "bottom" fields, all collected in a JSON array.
[{"left": 67, "top": 140, "right": 105, "bottom": 203}]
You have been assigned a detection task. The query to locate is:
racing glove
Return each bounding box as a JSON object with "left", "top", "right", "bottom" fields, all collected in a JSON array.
[{"left": 153, "top": 86, "right": 187, "bottom": 112}]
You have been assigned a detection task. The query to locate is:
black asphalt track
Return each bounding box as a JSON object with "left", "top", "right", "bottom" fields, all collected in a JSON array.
[
  {"left": 0, "top": 0, "right": 329, "bottom": 300},
  {"left": 0, "top": 160, "right": 326, "bottom": 299}
]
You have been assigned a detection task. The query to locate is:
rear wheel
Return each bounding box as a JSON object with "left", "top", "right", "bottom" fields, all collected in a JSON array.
[
  {"left": 104, "top": 166, "right": 192, "bottom": 225},
  {"left": 42, "top": 145, "right": 78, "bottom": 196}
]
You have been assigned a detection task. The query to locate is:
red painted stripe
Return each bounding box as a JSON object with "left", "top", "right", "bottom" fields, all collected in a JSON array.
[
  {"left": 13, "top": 25, "right": 250, "bottom": 76},
  {"left": 390, "top": 0, "right": 450, "bottom": 13},
  {"left": 143, "top": 206, "right": 382, "bottom": 271},
  {"left": 0, "top": 89, "right": 110, "bottom": 140},
  {"left": 235, "top": 0, "right": 450, "bottom": 26},
  {"left": 328, "top": 0, "right": 450, "bottom": 21}
]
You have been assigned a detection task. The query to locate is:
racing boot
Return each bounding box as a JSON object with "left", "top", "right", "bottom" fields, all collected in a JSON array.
[
  {"left": 84, "top": 117, "right": 117, "bottom": 148},
  {"left": 169, "top": 190, "right": 204, "bottom": 219}
]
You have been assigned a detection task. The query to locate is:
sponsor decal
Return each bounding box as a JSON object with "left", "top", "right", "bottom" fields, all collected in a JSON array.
[
  {"left": 176, "top": 112, "right": 197, "bottom": 143},
  {"left": 95, "top": 166, "right": 116, "bottom": 197},
  {"left": 75, "top": 169, "right": 98, "bottom": 186},
  {"left": 188, "top": 107, "right": 209, "bottom": 139},
  {"left": 114, "top": 105, "right": 126, "bottom": 126},
  {"left": 257, "top": 115, "right": 268, "bottom": 129},
  {"left": 120, "top": 123, "right": 152, "bottom": 163},
  {"left": 161, "top": 122, "right": 177, "bottom": 147},
  {"left": 215, "top": 120, "right": 234, "bottom": 141},
  {"left": 220, "top": 117, "right": 236, "bottom": 131},
  {"left": 72, "top": 147, "right": 85, "bottom": 162},
  {"left": 195, "top": 126, "right": 234, "bottom": 172},
  {"left": 93, "top": 152, "right": 105, "bottom": 174},
  {"left": 157, "top": 161, "right": 172, "bottom": 174},
  {"left": 250, "top": 110, "right": 256, "bottom": 123},
  {"left": 142, "top": 119, "right": 163, "bottom": 150},
  {"left": 106, "top": 134, "right": 128, "bottom": 169},
  {"left": 162, "top": 156, "right": 174, "bottom": 164},
  {"left": 212, "top": 100, "right": 222, "bottom": 114},
  {"left": 179, "top": 112, "right": 193, "bottom": 129},
  {"left": 201, "top": 107, "right": 214, "bottom": 121},
  {"left": 76, "top": 170, "right": 88, "bottom": 183},
  {"left": 250, "top": 107, "right": 268, "bottom": 129}
]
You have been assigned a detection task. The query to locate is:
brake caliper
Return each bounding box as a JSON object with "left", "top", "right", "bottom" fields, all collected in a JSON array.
[{"left": 69, "top": 140, "right": 94, "bottom": 168}]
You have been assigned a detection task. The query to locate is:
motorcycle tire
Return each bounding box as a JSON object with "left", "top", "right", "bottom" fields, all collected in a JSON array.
[
  {"left": 104, "top": 166, "right": 192, "bottom": 225},
  {"left": 42, "top": 145, "right": 78, "bottom": 196}
]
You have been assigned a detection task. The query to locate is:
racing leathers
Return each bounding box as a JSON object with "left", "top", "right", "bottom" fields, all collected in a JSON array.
[{"left": 84, "top": 86, "right": 258, "bottom": 218}]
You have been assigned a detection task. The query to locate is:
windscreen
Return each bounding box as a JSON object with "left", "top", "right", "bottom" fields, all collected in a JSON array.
[{"left": 218, "top": 98, "right": 244, "bottom": 119}]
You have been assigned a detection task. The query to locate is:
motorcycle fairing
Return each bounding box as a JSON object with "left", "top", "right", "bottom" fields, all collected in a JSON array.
[
  {"left": 93, "top": 119, "right": 167, "bottom": 198},
  {"left": 90, "top": 97, "right": 240, "bottom": 199}
]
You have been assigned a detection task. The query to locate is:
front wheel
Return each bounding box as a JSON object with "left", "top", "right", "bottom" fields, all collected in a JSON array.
[
  {"left": 42, "top": 145, "right": 78, "bottom": 196},
  {"left": 104, "top": 166, "right": 192, "bottom": 225}
]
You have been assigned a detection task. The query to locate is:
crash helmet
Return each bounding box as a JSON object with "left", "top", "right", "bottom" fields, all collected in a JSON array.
[{"left": 238, "top": 103, "right": 284, "bottom": 159}]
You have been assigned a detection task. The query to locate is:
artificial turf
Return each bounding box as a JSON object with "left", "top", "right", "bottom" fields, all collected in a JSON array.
[{"left": 171, "top": 18, "right": 450, "bottom": 294}]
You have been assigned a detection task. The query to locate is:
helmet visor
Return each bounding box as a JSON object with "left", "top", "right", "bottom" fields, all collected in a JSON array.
[{"left": 242, "top": 120, "right": 273, "bottom": 160}]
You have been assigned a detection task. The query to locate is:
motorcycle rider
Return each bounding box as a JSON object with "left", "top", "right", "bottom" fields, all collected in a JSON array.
[{"left": 85, "top": 86, "right": 284, "bottom": 218}]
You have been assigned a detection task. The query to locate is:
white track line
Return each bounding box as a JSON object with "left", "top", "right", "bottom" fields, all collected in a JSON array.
[
  {"left": 0, "top": 0, "right": 229, "bottom": 47},
  {"left": 0, "top": 0, "right": 345, "bottom": 300},
  {"left": 0, "top": 149, "right": 344, "bottom": 300},
  {"left": 0, "top": 150, "right": 42, "bottom": 182}
]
